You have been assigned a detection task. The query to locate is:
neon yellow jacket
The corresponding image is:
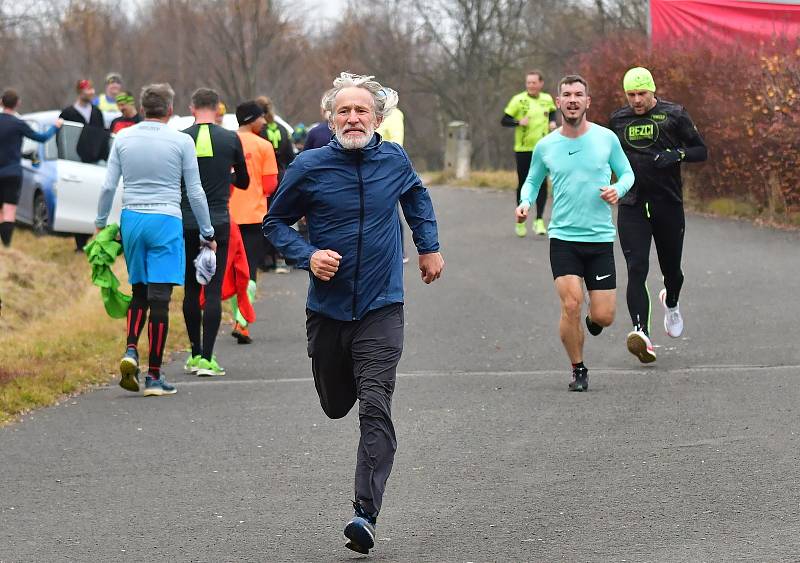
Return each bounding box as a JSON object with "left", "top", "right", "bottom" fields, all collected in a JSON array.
[{"left": 377, "top": 108, "right": 404, "bottom": 146}]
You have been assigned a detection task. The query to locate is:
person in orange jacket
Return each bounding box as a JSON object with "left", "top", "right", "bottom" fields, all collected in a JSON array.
[{"left": 228, "top": 101, "right": 278, "bottom": 343}]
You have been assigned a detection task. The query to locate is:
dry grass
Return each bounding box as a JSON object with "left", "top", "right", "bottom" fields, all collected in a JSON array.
[
  {"left": 0, "top": 229, "right": 188, "bottom": 425},
  {"left": 424, "top": 169, "right": 518, "bottom": 190}
]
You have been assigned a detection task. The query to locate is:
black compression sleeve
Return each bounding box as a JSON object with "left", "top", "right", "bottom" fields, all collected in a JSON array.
[
  {"left": 232, "top": 159, "right": 250, "bottom": 189},
  {"left": 548, "top": 111, "right": 556, "bottom": 122},
  {"left": 678, "top": 109, "right": 708, "bottom": 163},
  {"left": 501, "top": 113, "right": 518, "bottom": 127},
  {"left": 682, "top": 146, "right": 708, "bottom": 162}
]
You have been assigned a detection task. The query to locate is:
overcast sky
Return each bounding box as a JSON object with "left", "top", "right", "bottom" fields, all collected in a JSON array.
[{"left": 296, "top": 0, "right": 349, "bottom": 23}]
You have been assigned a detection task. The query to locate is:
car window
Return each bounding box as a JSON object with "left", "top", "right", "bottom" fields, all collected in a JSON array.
[
  {"left": 44, "top": 135, "right": 58, "bottom": 160},
  {"left": 57, "top": 122, "right": 83, "bottom": 162}
]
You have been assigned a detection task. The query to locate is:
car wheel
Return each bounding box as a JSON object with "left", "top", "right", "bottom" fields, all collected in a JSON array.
[{"left": 32, "top": 191, "right": 50, "bottom": 236}]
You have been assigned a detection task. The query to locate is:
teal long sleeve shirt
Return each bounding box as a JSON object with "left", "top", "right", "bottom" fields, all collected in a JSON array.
[{"left": 521, "top": 124, "right": 634, "bottom": 243}]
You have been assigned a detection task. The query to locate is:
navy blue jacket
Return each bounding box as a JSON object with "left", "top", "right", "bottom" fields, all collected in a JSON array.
[
  {"left": 0, "top": 114, "right": 57, "bottom": 178},
  {"left": 303, "top": 122, "right": 333, "bottom": 151},
  {"left": 263, "top": 134, "right": 440, "bottom": 321}
]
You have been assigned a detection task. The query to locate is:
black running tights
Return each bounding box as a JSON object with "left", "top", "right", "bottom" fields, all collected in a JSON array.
[
  {"left": 515, "top": 151, "right": 547, "bottom": 219},
  {"left": 618, "top": 200, "right": 685, "bottom": 334},
  {"left": 182, "top": 224, "right": 230, "bottom": 360}
]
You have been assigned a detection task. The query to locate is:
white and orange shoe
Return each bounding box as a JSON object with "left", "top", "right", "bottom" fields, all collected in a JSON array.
[{"left": 626, "top": 330, "right": 656, "bottom": 364}]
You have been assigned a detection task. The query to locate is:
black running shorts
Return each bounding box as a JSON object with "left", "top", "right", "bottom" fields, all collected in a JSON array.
[
  {"left": 0, "top": 175, "right": 22, "bottom": 205},
  {"left": 549, "top": 238, "right": 616, "bottom": 290}
]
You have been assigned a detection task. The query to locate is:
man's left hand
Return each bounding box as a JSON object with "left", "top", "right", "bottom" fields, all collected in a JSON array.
[
  {"left": 419, "top": 252, "right": 444, "bottom": 284},
  {"left": 599, "top": 186, "right": 619, "bottom": 204},
  {"left": 653, "top": 149, "right": 683, "bottom": 168}
]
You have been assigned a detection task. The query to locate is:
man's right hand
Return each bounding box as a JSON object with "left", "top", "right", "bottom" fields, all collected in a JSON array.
[
  {"left": 518, "top": 116, "right": 529, "bottom": 126},
  {"left": 515, "top": 203, "right": 530, "bottom": 223},
  {"left": 310, "top": 249, "right": 342, "bottom": 281}
]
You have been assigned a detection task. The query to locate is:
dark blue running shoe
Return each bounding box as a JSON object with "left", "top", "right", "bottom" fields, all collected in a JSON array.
[
  {"left": 143, "top": 375, "right": 177, "bottom": 397},
  {"left": 119, "top": 348, "right": 140, "bottom": 392},
  {"left": 344, "top": 501, "right": 376, "bottom": 554}
]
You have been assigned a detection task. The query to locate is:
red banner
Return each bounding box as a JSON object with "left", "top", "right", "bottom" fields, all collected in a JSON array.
[{"left": 651, "top": 0, "right": 800, "bottom": 45}]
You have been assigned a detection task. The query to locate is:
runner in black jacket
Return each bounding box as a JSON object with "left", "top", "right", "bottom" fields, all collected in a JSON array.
[
  {"left": 609, "top": 67, "right": 707, "bottom": 363},
  {"left": 181, "top": 88, "right": 250, "bottom": 377}
]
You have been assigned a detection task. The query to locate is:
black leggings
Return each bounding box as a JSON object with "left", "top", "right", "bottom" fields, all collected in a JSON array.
[
  {"left": 618, "top": 200, "right": 685, "bottom": 334},
  {"left": 183, "top": 224, "right": 230, "bottom": 360},
  {"left": 515, "top": 151, "right": 547, "bottom": 219},
  {"left": 239, "top": 223, "right": 263, "bottom": 281}
]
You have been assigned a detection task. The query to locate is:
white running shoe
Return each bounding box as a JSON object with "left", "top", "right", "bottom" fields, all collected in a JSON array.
[
  {"left": 626, "top": 330, "right": 656, "bottom": 363},
  {"left": 659, "top": 288, "right": 684, "bottom": 338}
]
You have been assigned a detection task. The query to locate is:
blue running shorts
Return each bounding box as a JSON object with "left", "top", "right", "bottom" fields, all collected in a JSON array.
[{"left": 120, "top": 209, "right": 185, "bottom": 285}]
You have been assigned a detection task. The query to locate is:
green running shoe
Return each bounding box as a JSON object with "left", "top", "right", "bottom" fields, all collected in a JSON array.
[
  {"left": 534, "top": 218, "right": 547, "bottom": 235},
  {"left": 515, "top": 222, "right": 527, "bottom": 237},
  {"left": 196, "top": 356, "right": 226, "bottom": 377},
  {"left": 184, "top": 354, "right": 202, "bottom": 374}
]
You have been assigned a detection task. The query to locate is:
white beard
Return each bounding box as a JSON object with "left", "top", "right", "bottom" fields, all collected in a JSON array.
[{"left": 335, "top": 123, "right": 376, "bottom": 150}]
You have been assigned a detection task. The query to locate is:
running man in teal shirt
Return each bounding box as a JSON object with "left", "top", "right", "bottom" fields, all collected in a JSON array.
[{"left": 516, "top": 74, "right": 634, "bottom": 392}]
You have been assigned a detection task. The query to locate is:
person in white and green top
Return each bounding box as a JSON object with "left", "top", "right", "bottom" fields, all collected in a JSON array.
[
  {"left": 502, "top": 70, "right": 557, "bottom": 237},
  {"left": 516, "top": 75, "right": 635, "bottom": 393}
]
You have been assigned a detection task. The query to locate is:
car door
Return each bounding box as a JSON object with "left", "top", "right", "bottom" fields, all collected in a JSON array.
[
  {"left": 17, "top": 123, "right": 42, "bottom": 226},
  {"left": 51, "top": 122, "right": 121, "bottom": 234}
]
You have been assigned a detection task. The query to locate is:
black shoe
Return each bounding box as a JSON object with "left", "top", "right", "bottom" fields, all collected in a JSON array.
[
  {"left": 344, "top": 500, "right": 377, "bottom": 554},
  {"left": 568, "top": 366, "right": 588, "bottom": 392},
  {"left": 585, "top": 315, "right": 603, "bottom": 336}
]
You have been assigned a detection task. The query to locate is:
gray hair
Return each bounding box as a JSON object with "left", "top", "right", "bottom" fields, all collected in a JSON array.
[
  {"left": 321, "top": 72, "right": 399, "bottom": 122},
  {"left": 140, "top": 83, "right": 174, "bottom": 118}
]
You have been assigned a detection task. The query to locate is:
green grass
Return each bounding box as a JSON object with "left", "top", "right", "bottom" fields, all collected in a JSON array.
[
  {"left": 704, "top": 198, "right": 759, "bottom": 219},
  {"left": 0, "top": 230, "right": 188, "bottom": 425}
]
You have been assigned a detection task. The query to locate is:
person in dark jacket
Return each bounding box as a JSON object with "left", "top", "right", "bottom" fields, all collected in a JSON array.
[
  {"left": 60, "top": 79, "right": 109, "bottom": 251},
  {"left": 263, "top": 72, "right": 444, "bottom": 556},
  {"left": 180, "top": 87, "right": 249, "bottom": 377},
  {"left": 303, "top": 105, "right": 333, "bottom": 151},
  {"left": 609, "top": 67, "right": 707, "bottom": 363},
  {"left": 255, "top": 95, "right": 294, "bottom": 272},
  {"left": 0, "top": 89, "right": 62, "bottom": 246},
  {"left": 59, "top": 79, "right": 105, "bottom": 129}
]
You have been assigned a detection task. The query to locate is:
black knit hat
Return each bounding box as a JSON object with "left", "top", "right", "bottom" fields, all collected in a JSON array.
[{"left": 235, "top": 101, "right": 264, "bottom": 126}]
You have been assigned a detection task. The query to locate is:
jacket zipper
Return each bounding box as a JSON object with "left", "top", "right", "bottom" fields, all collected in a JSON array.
[{"left": 352, "top": 152, "right": 365, "bottom": 320}]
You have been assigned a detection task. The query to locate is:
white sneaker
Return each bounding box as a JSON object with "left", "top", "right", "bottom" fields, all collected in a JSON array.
[
  {"left": 659, "top": 288, "right": 683, "bottom": 338},
  {"left": 626, "top": 330, "right": 656, "bottom": 363}
]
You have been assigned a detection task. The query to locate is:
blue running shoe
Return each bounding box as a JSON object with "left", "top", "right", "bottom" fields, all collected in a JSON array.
[
  {"left": 119, "top": 348, "right": 140, "bottom": 392},
  {"left": 143, "top": 375, "right": 177, "bottom": 397},
  {"left": 344, "top": 501, "right": 376, "bottom": 554}
]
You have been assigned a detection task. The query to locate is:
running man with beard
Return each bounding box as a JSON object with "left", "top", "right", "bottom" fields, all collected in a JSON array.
[
  {"left": 516, "top": 75, "right": 634, "bottom": 392},
  {"left": 264, "top": 72, "right": 443, "bottom": 555},
  {"left": 609, "top": 67, "right": 707, "bottom": 363}
]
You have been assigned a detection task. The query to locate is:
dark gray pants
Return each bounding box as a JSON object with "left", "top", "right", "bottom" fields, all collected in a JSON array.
[{"left": 306, "top": 303, "right": 404, "bottom": 517}]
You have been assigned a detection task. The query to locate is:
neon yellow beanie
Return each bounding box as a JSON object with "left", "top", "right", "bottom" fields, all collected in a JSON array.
[{"left": 623, "top": 67, "right": 656, "bottom": 92}]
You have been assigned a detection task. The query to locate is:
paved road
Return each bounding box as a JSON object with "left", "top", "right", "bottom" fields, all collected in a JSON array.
[{"left": 2, "top": 185, "right": 800, "bottom": 562}]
